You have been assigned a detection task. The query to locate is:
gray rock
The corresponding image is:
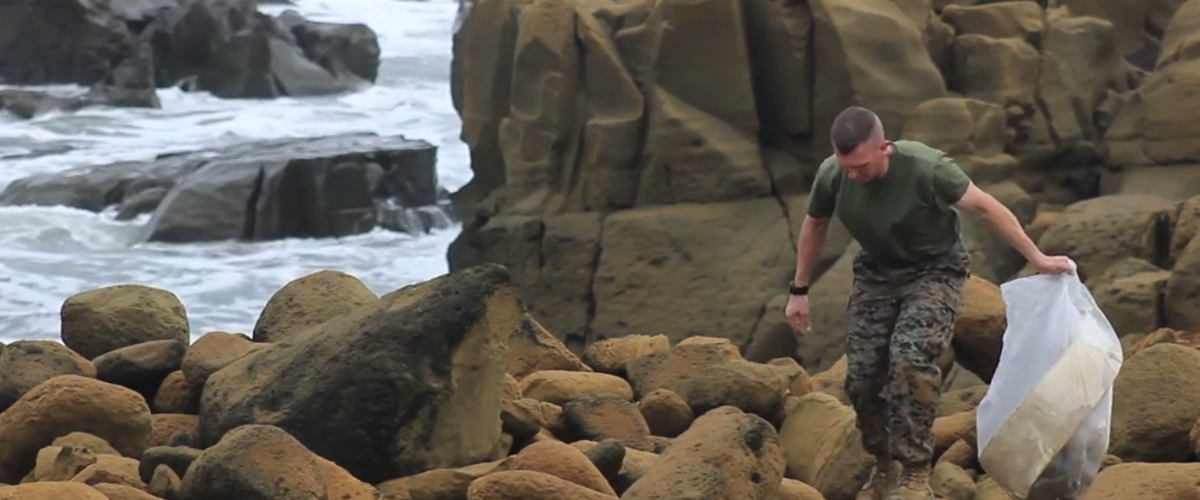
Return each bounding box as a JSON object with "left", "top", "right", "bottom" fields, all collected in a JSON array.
[{"left": 0, "top": 134, "right": 455, "bottom": 243}]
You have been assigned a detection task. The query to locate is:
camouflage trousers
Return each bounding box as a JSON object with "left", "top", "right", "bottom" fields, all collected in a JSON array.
[{"left": 843, "top": 243, "right": 969, "bottom": 467}]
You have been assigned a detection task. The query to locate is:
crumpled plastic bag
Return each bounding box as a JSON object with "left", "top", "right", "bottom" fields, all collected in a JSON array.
[{"left": 975, "top": 261, "right": 1124, "bottom": 500}]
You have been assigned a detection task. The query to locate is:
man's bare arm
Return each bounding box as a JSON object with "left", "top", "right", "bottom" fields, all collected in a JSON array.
[
  {"left": 953, "top": 182, "right": 1044, "bottom": 262},
  {"left": 794, "top": 215, "right": 830, "bottom": 287}
]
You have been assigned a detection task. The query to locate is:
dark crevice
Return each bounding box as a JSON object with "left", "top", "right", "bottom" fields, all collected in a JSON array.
[
  {"left": 1153, "top": 210, "right": 1172, "bottom": 269},
  {"left": 583, "top": 214, "right": 605, "bottom": 348},
  {"left": 569, "top": 20, "right": 590, "bottom": 211},
  {"left": 241, "top": 166, "right": 266, "bottom": 241}
]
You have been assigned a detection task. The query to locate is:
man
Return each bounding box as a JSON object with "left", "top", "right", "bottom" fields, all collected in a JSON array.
[{"left": 784, "top": 106, "right": 1073, "bottom": 500}]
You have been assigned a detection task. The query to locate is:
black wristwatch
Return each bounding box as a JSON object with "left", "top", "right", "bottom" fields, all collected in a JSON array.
[{"left": 789, "top": 282, "right": 809, "bottom": 296}]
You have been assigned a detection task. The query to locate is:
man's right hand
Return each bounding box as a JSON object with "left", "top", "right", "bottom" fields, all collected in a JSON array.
[{"left": 785, "top": 294, "right": 811, "bottom": 335}]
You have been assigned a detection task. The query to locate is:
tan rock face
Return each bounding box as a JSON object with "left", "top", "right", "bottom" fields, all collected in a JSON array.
[{"left": 507, "top": 314, "right": 592, "bottom": 379}]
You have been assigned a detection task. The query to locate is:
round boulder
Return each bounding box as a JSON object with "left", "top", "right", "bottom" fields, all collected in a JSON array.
[
  {"left": 60, "top": 284, "right": 190, "bottom": 360},
  {"left": 251, "top": 270, "right": 378, "bottom": 343}
]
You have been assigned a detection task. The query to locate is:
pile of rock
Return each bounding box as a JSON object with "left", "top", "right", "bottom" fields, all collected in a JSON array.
[
  {"left": 1, "top": 263, "right": 1198, "bottom": 500},
  {"left": 445, "top": 0, "right": 1200, "bottom": 375},
  {"left": 0, "top": 0, "right": 380, "bottom": 118}
]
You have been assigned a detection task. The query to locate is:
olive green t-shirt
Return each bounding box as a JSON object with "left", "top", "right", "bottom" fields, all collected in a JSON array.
[{"left": 806, "top": 140, "right": 971, "bottom": 266}]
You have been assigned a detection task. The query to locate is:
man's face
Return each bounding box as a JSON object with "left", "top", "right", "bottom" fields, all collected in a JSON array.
[{"left": 835, "top": 140, "right": 892, "bottom": 182}]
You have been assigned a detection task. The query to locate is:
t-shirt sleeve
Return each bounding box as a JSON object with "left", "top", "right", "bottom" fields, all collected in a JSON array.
[
  {"left": 930, "top": 153, "right": 971, "bottom": 207},
  {"left": 806, "top": 160, "right": 837, "bottom": 218}
]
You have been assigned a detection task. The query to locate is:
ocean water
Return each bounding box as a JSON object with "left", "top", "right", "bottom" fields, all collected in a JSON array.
[{"left": 0, "top": 0, "right": 470, "bottom": 342}]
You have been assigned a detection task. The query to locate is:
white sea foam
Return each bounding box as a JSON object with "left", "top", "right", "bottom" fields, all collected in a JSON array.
[{"left": 0, "top": 0, "right": 471, "bottom": 342}]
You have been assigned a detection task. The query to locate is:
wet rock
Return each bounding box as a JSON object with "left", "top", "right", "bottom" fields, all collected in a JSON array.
[
  {"left": 199, "top": 264, "right": 522, "bottom": 483},
  {"left": 0, "top": 134, "right": 452, "bottom": 244},
  {"left": 276, "top": 9, "right": 381, "bottom": 83},
  {"left": 0, "top": 0, "right": 132, "bottom": 86}
]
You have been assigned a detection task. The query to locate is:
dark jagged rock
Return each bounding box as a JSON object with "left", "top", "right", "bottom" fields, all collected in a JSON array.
[
  {"left": 198, "top": 263, "right": 523, "bottom": 484},
  {"left": 0, "top": 133, "right": 456, "bottom": 243}
]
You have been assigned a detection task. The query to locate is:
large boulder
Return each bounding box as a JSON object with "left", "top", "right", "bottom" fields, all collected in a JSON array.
[
  {"left": 180, "top": 425, "right": 381, "bottom": 500},
  {"left": 1108, "top": 343, "right": 1200, "bottom": 462},
  {"left": 198, "top": 263, "right": 523, "bottom": 484},
  {"left": 60, "top": 284, "right": 190, "bottom": 360},
  {"left": 0, "top": 375, "right": 153, "bottom": 484}
]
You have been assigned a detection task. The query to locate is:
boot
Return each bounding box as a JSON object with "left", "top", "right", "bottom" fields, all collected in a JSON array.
[
  {"left": 885, "top": 463, "right": 934, "bottom": 500},
  {"left": 855, "top": 459, "right": 897, "bottom": 500}
]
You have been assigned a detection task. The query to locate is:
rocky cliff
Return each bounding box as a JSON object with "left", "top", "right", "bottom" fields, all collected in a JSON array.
[{"left": 447, "top": 0, "right": 1200, "bottom": 370}]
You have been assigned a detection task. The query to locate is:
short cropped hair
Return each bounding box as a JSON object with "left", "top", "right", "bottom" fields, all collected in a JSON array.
[{"left": 830, "top": 106, "right": 883, "bottom": 155}]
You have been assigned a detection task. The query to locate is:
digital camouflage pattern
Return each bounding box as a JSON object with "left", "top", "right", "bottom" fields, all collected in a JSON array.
[{"left": 843, "top": 242, "right": 969, "bottom": 468}]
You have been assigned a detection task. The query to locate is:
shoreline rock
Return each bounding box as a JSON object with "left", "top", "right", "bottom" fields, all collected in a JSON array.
[
  {"left": 0, "top": 263, "right": 1192, "bottom": 500},
  {"left": 0, "top": 133, "right": 457, "bottom": 243}
]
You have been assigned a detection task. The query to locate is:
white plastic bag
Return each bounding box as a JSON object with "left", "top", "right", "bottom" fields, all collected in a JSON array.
[{"left": 976, "top": 262, "right": 1124, "bottom": 500}]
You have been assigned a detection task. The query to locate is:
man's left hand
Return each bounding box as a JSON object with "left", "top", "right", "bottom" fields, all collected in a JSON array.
[{"left": 1033, "top": 254, "right": 1074, "bottom": 275}]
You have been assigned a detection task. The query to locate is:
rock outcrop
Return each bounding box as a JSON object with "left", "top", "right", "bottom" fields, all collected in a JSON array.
[
  {"left": 4, "top": 263, "right": 1200, "bottom": 499},
  {"left": 446, "top": 0, "right": 1200, "bottom": 373},
  {"left": 0, "top": 0, "right": 379, "bottom": 120},
  {"left": 0, "top": 134, "right": 456, "bottom": 243}
]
